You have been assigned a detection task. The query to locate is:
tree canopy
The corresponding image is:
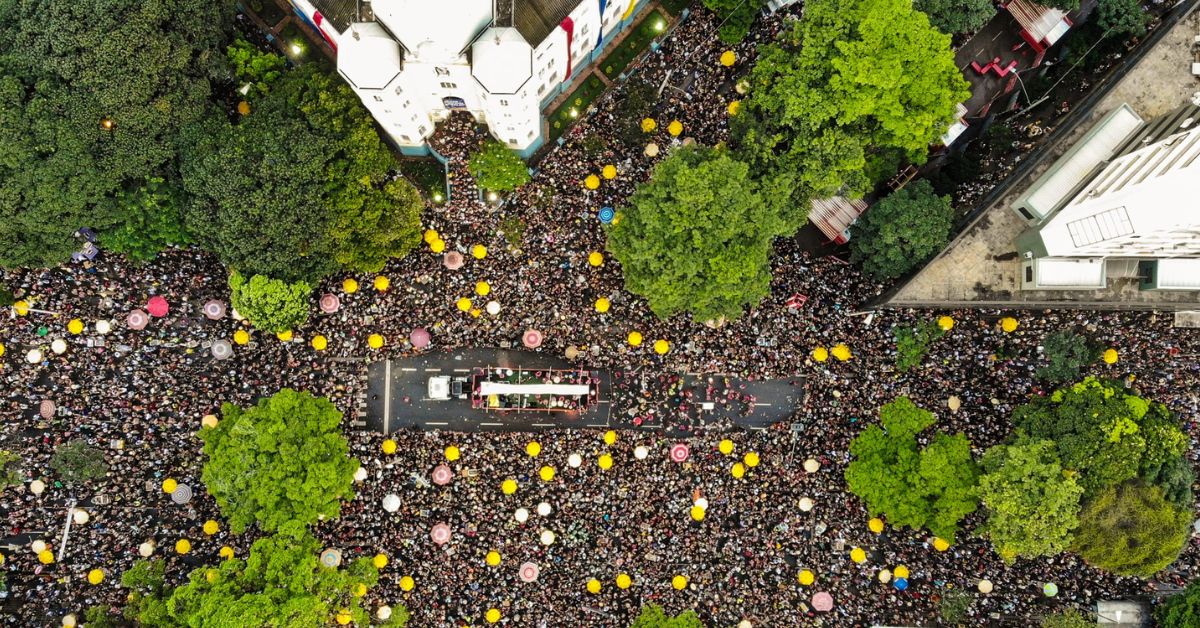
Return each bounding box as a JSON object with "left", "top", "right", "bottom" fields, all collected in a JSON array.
[
  {"left": 976, "top": 439, "right": 1083, "bottom": 562},
  {"left": 0, "top": 449, "right": 22, "bottom": 490},
  {"left": 607, "top": 146, "right": 794, "bottom": 322},
  {"left": 731, "top": 0, "right": 969, "bottom": 215},
  {"left": 894, "top": 321, "right": 946, "bottom": 372},
  {"left": 700, "top": 0, "right": 768, "bottom": 43},
  {"left": 845, "top": 397, "right": 979, "bottom": 542},
  {"left": 200, "top": 389, "right": 357, "bottom": 534},
  {"left": 850, "top": 180, "right": 954, "bottom": 280},
  {"left": 1070, "top": 481, "right": 1190, "bottom": 578},
  {"left": 50, "top": 440, "right": 109, "bottom": 485},
  {"left": 1097, "top": 0, "right": 1149, "bottom": 37},
  {"left": 1036, "top": 330, "right": 1095, "bottom": 383},
  {"left": 1157, "top": 578, "right": 1200, "bottom": 628},
  {"left": 228, "top": 271, "right": 311, "bottom": 334},
  {"left": 629, "top": 604, "right": 705, "bottom": 628},
  {"left": 914, "top": 0, "right": 996, "bottom": 35},
  {"left": 0, "top": 0, "right": 232, "bottom": 268},
  {"left": 468, "top": 139, "right": 531, "bottom": 192},
  {"left": 123, "top": 524, "right": 384, "bottom": 627}
]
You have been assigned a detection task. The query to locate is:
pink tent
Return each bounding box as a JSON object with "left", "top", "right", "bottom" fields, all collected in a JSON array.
[
  {"left": 126, "top": 309, "right": 149, "bottom": 330},
  {"left": 431, "top": 464, "right": 453, "bottom": 486},
  {"left": 146, "top": 295, "right": 169, "bottom": 317},
  {"left": 430, "top": 523, "right": 451, "bottom": 545},
  {"left": 319, "top": 294, "right": 340, "bottom": 314},
  {"left": 812, "top": 592, "right": 834, "bottom": 612},
  {"left": 522, "top": 329, "right": 543, "bottom": 349},
  {"left": 410, "top": 328, "right": 431, "bottom": 349},
  {"left": 443, "top": 251, "right": 465, "bottom": 270}
]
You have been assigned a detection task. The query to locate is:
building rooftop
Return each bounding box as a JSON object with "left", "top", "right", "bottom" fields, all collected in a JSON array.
[
  {"left": 338, "top": 23, "right": 403, "bottom": 90},
  {"left": 471, "top": 27, "right": 534, "bottom": 94}
]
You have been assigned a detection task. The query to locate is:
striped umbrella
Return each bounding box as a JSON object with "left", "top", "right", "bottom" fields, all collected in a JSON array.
[
  {"left": 126, "top": 310, "right": 148, "bottom": 330},
  {"left": 203, "top": 300, "right": 226, "bottom": 320}
]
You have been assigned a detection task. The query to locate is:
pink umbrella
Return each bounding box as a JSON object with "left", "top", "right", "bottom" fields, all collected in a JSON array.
[
  {"left": 410, "top": 328, "right": 431, "bottom": 349},
  {"left": 670, "top": 444, "right": 690, "bottom": 463},
  {"left": 319, "top": 293, "right": 340, "bottom": 314},
  {"left": 146, "top": 295, "right": 169, "bottom": 317},
  {"left": 522, "top": 329, "right": 543, "bottom": 349},
  {"left": 430, "top": 523, "right": 452, "bottom": 545},
  {"left": 518, "top": 562, "right": 540, "bottom": 583},
  {"left": 443, "top": 251, "right": 464, "bottom": 270},
  {"left": 203, "top": 300, "right": 226, "bottom": 320},
  {"left": 39, "top": 400, "right": 56, "bottom": 419},
  {"left": 812, "top": 592, "right": 834, "bottom": 612},
  {"left": 431, "top": 464, "right": 453, "bottom": 486},
  {"left": 126, "top": 309, "right": 149, "bottom": 330}
]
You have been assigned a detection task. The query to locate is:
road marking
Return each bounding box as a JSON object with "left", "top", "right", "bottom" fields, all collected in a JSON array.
[
  {"left": 587, "top": 424, "right": 608, "bottom": 428},
  {"left": 427, "top": 421, "right": 449, "bottom": 426},
  {"left": 400, "top": 367, "right": 416, "bottom": 372},
  {"left": 425, "top": 368, "right": 441, "bottom": 372},
  {"left": 532, "top": 423, "right": 556, "bottom": 427},
  {"left": 384, "top": 360, "right": 392, "bottom": 435},
  {"left": 453, "top": 368, "right": 471, "bottom": 372},
  {"left": 597, "top": 399, "right": 611, "bottom": 404},
  {"left": 754, "top": 403, "right": 772, "bottom": 407},
  {"left": 481, "top": 422, "right": 503, "bottom": 427},
  {"left": 749, "top": 426, "right": 767, "bottom": 431}
]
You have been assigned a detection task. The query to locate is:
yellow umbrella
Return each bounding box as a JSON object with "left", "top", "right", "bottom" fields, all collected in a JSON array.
[
  {"left": 175, "top": 539, "right": 191, "bottom": 555},
  {"left": 598, "top": 454, "right": 613, "bottom": 470},
  {"left": 868, "top": 518, "right": 884, "bottom": 534},
  {"left": 475, "top": 281, "right": 491, "bottom": 296},
  {"left": 689, "top": 506, "right": 705, "bottom": 521},
  {"left": 162, "top": 478, "right": 177, "bottom": 494},
  {"left": 743, "top": 452, "right": 760, "bottom": 468},
  {"left": 400, "top": 575, "right": 415, "bottom": 591},
  {"left": 0, "top": 342, "right": 5, "bottom": 358},
  {"left": 202, "top": 520, "right": 219, "bottom": 535},
  {"left": 812, "top": 347, "right": 828, "bottom": 362},
  {"left": 342, "top": 278, "right": 359, "bottom": 293},
  {"left": 87, "top": 569, "right": 104, "bottom": 585},
  {"left": 1000, "top": 317, "right": 1018, "bottom": 333},
  {"left": 381, "top": 439, "right": 397, "bottom": 454},
  {"left": 831, "top": 344, "right": 851, "bottom": 361},
  {"left": 594, "top": 297, "right": 610, "bottom": 313},
  {"left": 932, "top": 537, "right": 950, "bottom": 552},
  {"left": 603, "top": 430, "right": 617, "bottom": 445},
  {"left": 672, "top": 575, "right": 688, "bottom": 590},
  {"left": 501, "top": 479, "right": 518, "bottom": 495},
  {"left": 37, "top": 550, "right": 54, "bottom": 564},
  {"left": 584, "top": 174, "right": 601, "bottom": 190},
  {"left": 731, "top": 462, "right": 745, "bottom": 479},
  {"left": 367, "top": 334, "right": 384, "bottom": 349},
  {"left": 602, "top": 164, "right": 618, "bottom": 179},
  {"left": 894, "top": 565, "right": 910, "bottom": 579},
  {"left": 276, "top": 330, "right": 293, "bottom": 342},
  {"left": 667, "top": 120, "right": 683, "bottom": 136},
  {"left": 937, "top": 316, "right": 954, "bottom": 331},
  {"left": 374, "top": 275, "right": 390, "bottom": 291},
  {"left": 526, "top": 441, "right": 541, "bottom": 457},
  {"left": 430, "top": 238, "right": 446, "bottom": 253},
  {"left": 352, "top": 582, "right": 367, "bottom": 597},
  {"left": 233, "top": 329, "right": 250, "bottom": 345},
  {"left": 424, "top": 229, "right": 440, "bottom": 244},
  {"left": 587, "top": 578, "right": 602, "bottom": 594},
  {"left": 539, "top": 465, "right": 556, "bottom": 482},
  {"left": 373, "top": 553, "right": 388, "bottom": 568},
  {"left": 485, "top": 550, "right": 501, "bottom": 567},
  {"left": 472, "top": 244, "right": 487, "bottom": 259},
  {"left": 486, "top": 608, "right": 501, "bottom": 624},
  {"left": 797, "top": 570, "right": 815, "bottom": 586},
  {"left": 1103, "top": 348, "right": 1118, "bottom": 364},
  {"left": 720, "top": 50, "right": 736, "bottom": 66},
  {"left": 219, "top": 546, "right": 235, "bottom": 560},
  {"left": 616, "top": 573, "right": 632, "bottom": 589},
  {"left": 335, "top": 610, "right": 351, "bottom": 625},
  {"left": 654, "top": 339, "right": 669, "bottom": 355},
  {"left": 311, "top": 335, "right": 328, "bottom": 351},
  {"left": 627, "top": 331, "right": 643, "bottom": 346},
  {"left": 849, "top": 547, "right": 866, "bottom": 563},
  {"left": 588, "top": 251, "right": 604, "bottom": 267},
  {"left": 67, "top": 319, "right": 84, "bottom": 335},
  {"left": 727, "top": 100, "right": 741, "bottom": 116},
  {"left": 12, "top": 300, "right": 30, "bottom": 316},
  {"left": 718, "top": 439, "right": 734, "bottom": 455},
  {"left": 456, "top": 297, "right": 472, "bottom": 312},
  {"left": 445, "top": 445, "right": 461, "bottom": 461},
  {"left": 641, "top": 117, "right": 657, "bottom": 133},
  {"left": 470, "top": 308, "right": 482, "bottom": 318}
]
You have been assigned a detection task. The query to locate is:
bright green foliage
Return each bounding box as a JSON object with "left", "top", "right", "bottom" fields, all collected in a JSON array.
[
  {"left": 606, "top": 146, "right": 792, "bottom": 322},
  {"left": 1013, "top": 377, "right": 1188, "bottom": 498},
  {"left": 1040, "top": 610, "right": 1094, "bottom": 628},
  {"left": 914, "top": 0, "right": 996, "bottom": 35},
  {"left": 228, "top": 271, "right": 311, "bottom": 334},
  {"left": 1036, "top": 331, "right": 1094, "bottom": 383},
  {"left": 123, "top": 525, "right": 380, "bottom": 627},
  {"left": 1043, "top": 0, "right": 1080, "bottom": 11},
  {"left": 850, "top": 180, "right": 954, "bottom": 280},
  {"left": 629, "top": 604, "right": 705, "bottom": 628},
  {"left": 1097, "top": 0, "right": 1148, "bottom": 36},
  {"left": 226, "top": 37, "right": 286, "bottom": 96},
  {"left": 99, "top": 177, "right": 190, "bottom": 262},
  {"left": 183, "top": 65, "right": 420, "bottom": 282},
  {"left": 894, "top": 320, "right": 946, "bottom": 372},
  {"left": 0, "top": 0, "right": 232, "bottom": 269},
  {"left": 83, "top": 606, "right": 121, "bottom": 628},
  {"left": 701, "top": 0, "right": 768, "bottom": 43},
  {"left": 977, "top": 439, "right": 1083, "bottom": 562},
  {"left": 199, "top": 390, "right": 357, "bottom": 534},
  {"left": 1070, "top": 481, "right": 1190, "bottom": 577},
  {"left": 0, "top": 449, "right": 22, "bottom": 490},
  {"left": 50, "top": 440, "right": 109, "bottom": 485},
  {"left": 468, "top": 139, "right": 531, "bottom": 192},
  {"left": 846, "top": 397, "right": 979, "bottom": 542},
  {"left": 731, "top": 0, "right": 969, "bottom": 215},
  {"left": 1157, "top": 579, "right": 1200, "bottom": 628}
]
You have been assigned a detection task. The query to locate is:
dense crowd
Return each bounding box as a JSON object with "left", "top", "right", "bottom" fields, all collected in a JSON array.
[{"left": 1, "top": 5, "right": 1199, "bottom": 628}]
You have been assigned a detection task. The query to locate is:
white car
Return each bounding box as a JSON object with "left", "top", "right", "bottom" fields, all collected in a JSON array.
[{"left": 428, "top": 375, "right": 468, "bottom": 400}]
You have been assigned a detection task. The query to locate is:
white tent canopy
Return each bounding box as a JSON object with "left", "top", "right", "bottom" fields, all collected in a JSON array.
[{"left": 478, "top": 382, "right": 590, "bottom": 396}]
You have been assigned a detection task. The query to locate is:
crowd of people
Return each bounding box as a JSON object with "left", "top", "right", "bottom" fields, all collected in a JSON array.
[{"left": 1, "top": 4, "right": 1198, "bottom": 628}]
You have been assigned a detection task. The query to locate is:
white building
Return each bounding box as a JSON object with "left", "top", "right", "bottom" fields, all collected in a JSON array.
[
  {"left": 288, "top": 0, "right": 649, "bottom": 157},
  {"left": 1014, "top": 103, "right": 1200, "bottom": 291}
]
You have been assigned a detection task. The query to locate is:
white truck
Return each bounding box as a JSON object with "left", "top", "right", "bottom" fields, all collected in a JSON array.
[{"left": 428, "top": 375, "right": 468, "bottom": 400}]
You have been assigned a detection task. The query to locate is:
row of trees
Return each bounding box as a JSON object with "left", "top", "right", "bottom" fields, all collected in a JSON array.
[
  {"left": 608, "top": 0, "right": 968, "bottom": 321},
  {"left": 848, "top": 377, "right": 1192, "bottom": 577}
]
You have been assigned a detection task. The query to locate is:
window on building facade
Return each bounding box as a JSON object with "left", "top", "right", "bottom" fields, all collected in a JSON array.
[
  {"left": 439, "top": 82, "right": 457, "bottom": 89},
  {"left": 373, "top": 95, "right": 383, "bottom": 102},
  {"left": 418, "top": 125, "right": 427, "bottom": 134},
  {"left": 500, "top": 99, "right": 509, "bottom": 106},
  {"left": 435, "top": 67, "right": 449, "bottom": 76}
]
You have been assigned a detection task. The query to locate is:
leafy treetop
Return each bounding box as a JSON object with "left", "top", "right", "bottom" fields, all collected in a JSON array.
[
  {"left": 976, "top": 439, "right": 1083, "bottom": 562},
  {"left": 1070, "top": 481, "right": 1190, "bottom": 578},
  {"left": 468, "top": 139, "right": 531, "bottom": 192},
  {"left": 227, "top": 270, "right": 311, "bottom": 334},
  {"left": 629, "top": 604, "right": 705, "bottom": 628},
  {"left": 849, "top": 180, "right": 955, "bottom": 280}
]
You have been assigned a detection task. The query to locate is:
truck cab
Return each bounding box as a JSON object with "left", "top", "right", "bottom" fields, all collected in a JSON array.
[{"left": 428, "top": 375, "right": 468, "bottom": 400}]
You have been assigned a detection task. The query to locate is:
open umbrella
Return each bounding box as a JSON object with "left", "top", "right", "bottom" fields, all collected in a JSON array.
[
  {"left": 948, "top": 396, "right": 961, "bottom": 412},
  {"left": 522, "top": 329, "right": 543, "bottom": 349},
  {"left": 95, "top": 320, "right": 112, "bottom": 335},
  {"left": 670, "top": 444, "right": 690, "bottom": 463},
  {"left": 410, "top": 328, "right": 431, "bottom": 349},
  {"left": 644, "top": 143, "right": 659, "bottom": 157},
  {"left": 319, "top": 294, "right": 340, "bottom": 314},
  {"left": 39, "top": 400, "right": 56, "bottom": 419},
  {"left": 203, "top": 300, "right": 226, "bottom": 320},
  {"left": 431, "top": 464, "right": 453, "bottom": 486},
  {"left": 430, "top": 523, "right": 451, "bottom": 545},
  {"left": 211, "top": 340, "right": 233, "bottom": 360},
  {"left": 486, "top": 301, "right": 501, "bottom": 315},
  {"left": 537, "top": 502, "right": 552, "bottom": 517},
  {"left": 443, "top": 251, "right": 465, "bottom": 270},
  {"left": 25, "top": 349, "right": 43, "bottom": 364},
  {"left": 634, "top": 446, "right": 649, "bottom": 460},
  {"left": 320, "top": 548, "right": 343, "bottom": 568},
  {"left": 514, "top": 508, "right": 530, "bottom": 523},
  {"left": 50, "top": 339, "right": 67, "bottom": 355},
  {"left": 977, "top": 579, "right": 993, "bottom": 593},
  {"left": 803, "top": 459, "right": 821, "bottom": 473},
  {"left": 799, "top": 497, "right": 814, "bottom": 512},
  {"left": 171, "top": 485, "right": 193, "bottom": 504},
  {"left": 519, "top": 562, "right": 540, "bottom": 582},
  {"left": 812, "top": 592, "right": 834, "bottom": 612},
  {"left": 382, "top": 494, "right": 400, "bottom": 512},
  {"left": 126, "top": 310, "right": 148, "bottom": 330},
  {"left": 146, "top": 296, "right": 169, "bottom": 317}
]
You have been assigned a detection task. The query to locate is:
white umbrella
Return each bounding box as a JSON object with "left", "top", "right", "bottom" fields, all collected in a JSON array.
[
  {"left": 537, "top": 502, "right": 552, "bottom": 517},
  {"left": 210, "top": 339, "right": 233, "bottom": 360},
  {"left": 50, "top": 338, "right": 67, "bottom": 355},
  {"left": 540, "top": 530, "right": 556, "bottom": 545},
  {"left": 694, "top": 497, "right": 709, "bottom": 511},
  {"left": 567, "top": 453, "right": 582, "bottom": 468},
  {"left": 203, "top": 300, "right": 227, "bottom": 320},
  {"left": 948, "top": 396, "right": 961, "bottom": 412},
  {"left": 977, "top": 579, "right": 993, "bottom": 593},
  {"left": 95, "top": 319, "right": 112, "bottom": 335},
  {"left": 803, "top": 458, "right": 820, "bottom": 473},
  {"left": 71, "top": 509, "right": 89, "bottom": 524},
  {"left": 799, "top": 497, "right": 814, "bottom": 512},
  {"left": 376, "top": 606, "right": 393, "bottom": 621},
  {"left": 31, "top": 540, "right": 47, "bottom": 553},
  {"left": 62, "top": 614, "right": 77, "bottom": 628},
  {"left": 138, "top": 541, "right": 155, "bottom": 557},
  {"left": 486, "top": 300, "right": 501, "bottom": 315},
  {"left": 382, "top": 494, "right": 401, "bottom": 512},
  {"left": 29, "top": 479, "right": 45, "bottom": 495},
  {"left": 353, "top": 466, "right": 368, "bottom": 482},
  {"left": 514, "top": 508, "right": 529, "bottom": 523},
  {"left": 25, "top": 349, "right": 43, "bottom": 364},
  {"left": 644, "top": 142, "right": 659, "bottom": 157},
  {"left": 738, "top": 622, "right": 752, "bottom": 628},
  {"left": 634, "top": 446, "right": 648, "bottom": 460},
  {"left": 519, "top": 562, "right": 540, "bottom": 582}
]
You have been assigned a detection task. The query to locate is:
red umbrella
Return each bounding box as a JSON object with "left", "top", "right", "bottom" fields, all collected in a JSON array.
[
  {"left": 410, "top": 328, "right": 431, "bottom": 349},
  {"left": 430, "top": 523, "right": 451, "bottom": 545},
  {"left": 519, "top": 562, "right": 540, "bottom": 582},
  {"left": 522, "top": 329, "right": 543, "bottom": 349},
  {"left": 319, "top": 293, "right": 340, "bottom": 314},
  {"left": 203, "top": 300, "right": 226, "bottom": 320},
  {"left": 670, "top": 444, "right": 690, "bottom": 463},
  {"left": 812, "top": 592, "right": 834, "bottom": 612},
  {"left": 443, "top": 251, "right": 464, "bottom": 270},
  {"left": 146, "top": 295, "right": 169, "bottom": 317},
  {"left": 431, "top": 464, "right": 453, "bottom": 486},
  {"left": 126, "top": 309, "right": 149, "bottom": 330}
]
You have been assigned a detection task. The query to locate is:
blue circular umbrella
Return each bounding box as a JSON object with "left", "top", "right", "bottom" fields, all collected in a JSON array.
[
  {"left": 598, "top": 207, "right": 615, "bottom": 223},
  {"left": 894, "top": 578, "right": 908, "bottom": 591}
]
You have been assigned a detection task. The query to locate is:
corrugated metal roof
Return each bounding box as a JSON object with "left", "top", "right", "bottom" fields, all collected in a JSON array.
[
  {"left": 514, "top": 0, "right": 578, "bottom": 45},
  {"left": 1034, "top": 258, "right": 1106, "bottom": 288},
  {"left": 308, "top": 0, "right": 360, "bottom": 31},
  {"left": 1112, "top": 103, "right": 1200, "bottom": 158},
  {"left": 1006, "top": 0, "right": 1068, "bottom": 44},
  {"left": 809, "top": 196, "right": 869, "bottom": 244}
]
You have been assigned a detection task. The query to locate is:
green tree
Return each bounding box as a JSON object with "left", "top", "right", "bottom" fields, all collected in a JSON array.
[
  {"left": 200, "top": 389, "right": 357, "bottom": 534},
  {"left": 629, "top": 604, "right": 705, "bottom": 628},
  {"left": 124, "top": 525, "right": 380, "bottom": 627},
  {"left": 850, "top": 181, "right": 954, "bottom": 280},
  {"left": 83, "top": 605, "right": 123, "bottom": 628},
  {"left": 183, "top": 65, "right": 420, "bottom": 282},
  {"left": 1036, "top": 331, "right": 1094, "bottom": 382},
  {"left": 1041, "top": 609, "right": 1094, "bottom": 628},
  {"left": 1141, "top": 454, "right": 1195, "bottom": 510},
  {"left": 914, "top": 0, "right": 996, "bottom": 35},
  {"left": 1070, "top": 481, "right": 1190, "bottom": 577},
  {"left": 731, "top": 0, "right": 969, "bottom": 215},
  {"left": 606, "top": 146, "right": 791, "bottom": 322},
  {"left": 226, "top": 37, "right": 286, "bottom": 96},
  {"left": 939, "top": 588, "right": 974, "bottom": 624},
  {"left": 1097, "top": 0, "right": 1148, "bottom": 36},
  {"left": 613, "top": 79, "right": 659, "bottom": 147},
  {"left": 0, "top": 449, "right": 22, "bottom": 490},
  {"left": 1013, "top": 377, "right": 1188, "bottom": 498},
  {"left": 1157, "top": 579, "right": 1200, "bottom": 628},
  {"left": 0, "top": 0, "right": 232, "bottom": 269},
  {"left": 846, "top": 397, "right": 979, "bottom": 542},
  {"left": 227, "top": 271, "right": 311, "bottom": 334},
  {"left": 976, "top": 439, "right": 1083, "bottom": 562},
  {"left": 468, "top": 139, "right": 531, "bottom": 192},
  {"left": 50, "top": 440, "right": 109, "bottom": 485},
  {"left": 98, "top": 178, "right": 191, "bottom": 262},
  {"left": 700, "top": 0, "right": 768, "bottom": 43},
  {"left": 894, "top": 321, "right": 946, "bottom": 372}
]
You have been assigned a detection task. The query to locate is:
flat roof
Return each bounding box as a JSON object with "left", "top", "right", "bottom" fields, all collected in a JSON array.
[
  {"left": 1034, "top": 257, "right": 1106, "bottom": 288},
  {"left": 1156, "top": 259, "right": 1200, "bottom": 289}
]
